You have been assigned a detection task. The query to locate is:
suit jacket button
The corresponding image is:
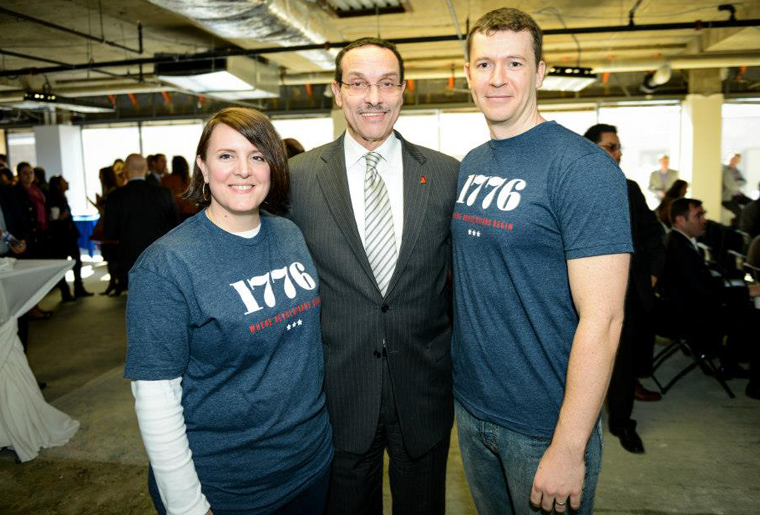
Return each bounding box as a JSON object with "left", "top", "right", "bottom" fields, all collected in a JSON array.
[
  {"left": 381, "top": 304, "right": 389, "bottom": 312},
  {"left": 373, "top": 350, "right": 382, "bottom": 358}
]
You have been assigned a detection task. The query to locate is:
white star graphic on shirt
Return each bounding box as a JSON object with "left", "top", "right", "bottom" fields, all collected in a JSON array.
[
  {"left": 297, "top": 319, "right": 303, "bottom": 326},
  {"left": 287, "top": 323, "right": 292, "bottom": 330}
]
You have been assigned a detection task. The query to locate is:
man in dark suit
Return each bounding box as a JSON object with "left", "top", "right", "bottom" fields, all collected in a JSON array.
[
  {"left": 287, "top": 37, "right": 459, "bottom": 514},
  {"left": 662, "top": 197, "right": 760, "bottom": 374},
  {"left": 584, "top": 124, "right": 665, "bottom": 454},
  {"left": 0, "top": 184, "right": 28, "bottom": 257},
  {"left": 104, "top": 153, "right": 179, "bottom": 290}
]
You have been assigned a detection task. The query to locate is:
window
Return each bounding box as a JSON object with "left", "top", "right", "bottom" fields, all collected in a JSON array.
[
  {"left": 81, "top": 126, "right": 140, "bottom": 211},
  {"left": 271, "top": 117, "right": 334, "bottom": 152},
  {"left": 722, "top": 103, "right": 760, "bottom": 199}
]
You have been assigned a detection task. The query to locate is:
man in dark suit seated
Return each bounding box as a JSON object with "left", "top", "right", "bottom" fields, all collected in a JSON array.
[
  {"left": 104, "top": 153, "right": 179, "bottom": 292},
  {"left": 739, "top": 182, "right": 760, "bottom": 239},
  {"left": 661, "top": 198, "right": 760, "bottom": 377}
]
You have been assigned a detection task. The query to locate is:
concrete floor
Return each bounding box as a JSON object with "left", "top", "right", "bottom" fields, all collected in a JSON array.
[{"left": 1, "top": 259, "right": 759, "bottom": 514}]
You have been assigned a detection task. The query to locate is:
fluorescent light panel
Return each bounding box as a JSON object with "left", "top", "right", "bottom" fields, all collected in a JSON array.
[
  {"left": 13, "top": 92, "right": 114, "bottom": 113},
  {"left": 540, "top": 66, "right": 597, "bottom": 92}
]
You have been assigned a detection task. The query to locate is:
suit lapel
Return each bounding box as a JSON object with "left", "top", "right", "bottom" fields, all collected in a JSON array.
[
  {"left": 315, "top": 136, "right": 377, "bottom": 286},
  {"left": 385, "top": 132, "right": 429, "bottom": 298}
]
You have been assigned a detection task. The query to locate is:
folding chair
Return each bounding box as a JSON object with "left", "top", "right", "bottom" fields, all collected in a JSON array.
[{"left": 650, "top": 291, "right": 736, "bottom": 399}]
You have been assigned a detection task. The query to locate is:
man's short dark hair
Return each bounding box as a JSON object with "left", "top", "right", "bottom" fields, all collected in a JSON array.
[
  {"left": 16, "top": 161, "right": 31, "bottom": 174},
  {"left": 669, "top": 197, "right": 702, "bottom": 225},
  {"left": 466, "top": 8, "right": 543, "bottom": 66},
  {"left": 583, "top": 124, "right": 618, "bottom": 145},
  {"left": 334, "top": 37, "right": 404, "bottom": 83},
  {"left": 0, "top": 168, "right": 13, "bottom": 183}
]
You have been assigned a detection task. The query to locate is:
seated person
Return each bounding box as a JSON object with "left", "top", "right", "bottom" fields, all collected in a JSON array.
[
  {"left": 722, "top": 153, "right": 752, "bottom": 223},
  {"left": 739, "top": 182, "right": 760, "bottom": 239},
  {"left": 660, "top": 198, "right": 760, "bottom": 376},
  {"left": 655, "top": 179, "right": 688, "bottom": 229}
]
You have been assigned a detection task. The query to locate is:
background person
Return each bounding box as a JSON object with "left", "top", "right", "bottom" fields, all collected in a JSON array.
[
  {"left": 47, "top": 175, "right": 92, "bottom": 300},
  {"left": 655, "top": 179, "right": 689, "bottom": 229},
  {"left": 162, "top": 155, "right": 200, "bottom": 221},
  {"left": 103, "top": 154, "right": 179, "bottom": 291},
  {"left": 722, "top": 153, "right": 751, "bottom": 223},
  {"left": 648, "top": 154, "right": 679, "bottom": 201},
  {"left": 584, "top": 123, "right": 665, "bottom": 455},
  {"left": 12, "top": 162, "right": 47, "bottom": 259},
  {"left": 125, "top": 108, "right": 333, "bottom": 515}
]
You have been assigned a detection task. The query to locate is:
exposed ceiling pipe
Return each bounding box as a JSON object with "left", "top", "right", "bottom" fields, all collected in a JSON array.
[
  {"left": 589, "top": 53, "right": 760, "bottom": 73},
  {"left": 443, "top": 0, "right": 467, "bottom": 61},
  {"left": 0, "top": 48, "right": 134, "bottom": 80},
  {"left": 0, "top": 7, "right": 142, "bottom": 55},
  {"left": 279, "top": 52, "right": 760, "bottom": 84},
  {"left": 0, "top": 15, "right": 758, "bottom": 79}
]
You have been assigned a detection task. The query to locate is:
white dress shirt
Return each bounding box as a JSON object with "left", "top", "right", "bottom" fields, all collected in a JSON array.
[{"left": 344, "top": 131, "right": 404, "bottom": 255}]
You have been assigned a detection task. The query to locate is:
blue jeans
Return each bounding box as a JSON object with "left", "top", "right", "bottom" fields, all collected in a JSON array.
[{"left": 455, "top": 400, "right": 603, "bottom": 515}]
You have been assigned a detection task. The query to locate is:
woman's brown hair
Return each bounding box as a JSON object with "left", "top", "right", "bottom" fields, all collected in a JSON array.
[{"left": 185, "top": 108, "right": 289, "bottom": 215}]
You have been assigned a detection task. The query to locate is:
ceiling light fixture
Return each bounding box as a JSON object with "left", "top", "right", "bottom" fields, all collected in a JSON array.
[
  {"left": 13, "top": 92, "right": 114, "bottom": 113},
  {"left": 540, "top": 66, "right": 597, "bottom": 92}
]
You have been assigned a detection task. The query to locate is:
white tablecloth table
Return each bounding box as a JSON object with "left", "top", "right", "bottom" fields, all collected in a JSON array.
[{"left": 0, "top": 258, "right": 80, "bottom": 462}]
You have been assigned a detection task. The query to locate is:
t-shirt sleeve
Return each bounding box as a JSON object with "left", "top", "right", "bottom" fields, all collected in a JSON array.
[
  {"left": 124, "top": 266, "right": 191, "bottom": 380},
  {"left": 552, "top": 152, "right": 633, "bottom": 260}
]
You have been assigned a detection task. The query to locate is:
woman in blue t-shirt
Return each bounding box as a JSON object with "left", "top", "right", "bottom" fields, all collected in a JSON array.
[{"left": 124, "top": 108, "right": 333, "bottom": 515}]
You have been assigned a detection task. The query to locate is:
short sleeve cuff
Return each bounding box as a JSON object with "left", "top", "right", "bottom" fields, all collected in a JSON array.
[
  {"left": 124, "top": 366, "right": 187, "bottom": 381},
  {"left": 565, "top": 242, "right": 633, "bottom": 261}
]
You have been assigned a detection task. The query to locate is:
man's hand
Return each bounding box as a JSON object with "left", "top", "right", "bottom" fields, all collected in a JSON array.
[
  {"left": 749, "top": 283, "right": 760, "bottom": 298},
  {"left": 10, "top": 239, "right": 27, "bottom": 254},
  {"left": 530, "top": 442, "right": 585, "bottom": 513}
]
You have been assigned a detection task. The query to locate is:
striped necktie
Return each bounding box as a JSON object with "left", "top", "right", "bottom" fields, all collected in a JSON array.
[{"left": 364, "top": 151, "right": 397, "bottom": 296}]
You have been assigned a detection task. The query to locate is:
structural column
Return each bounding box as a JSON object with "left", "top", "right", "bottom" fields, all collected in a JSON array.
[
  {"left": 34, "top": 124, "right": 87, "bottom": 215},
  {"left": 331, "top": 107, "right": 347, "bottom": 139},
  {"left": 679, "top": 69, "right": 724, "bottom": 222}
]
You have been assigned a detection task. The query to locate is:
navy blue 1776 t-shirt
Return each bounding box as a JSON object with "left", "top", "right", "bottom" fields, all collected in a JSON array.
[
  {"left": 451, "top": 121, "right": 633, "bottom": 438},
  {"left": 124, "top": 212, "right": 332, "bottom": 514}
]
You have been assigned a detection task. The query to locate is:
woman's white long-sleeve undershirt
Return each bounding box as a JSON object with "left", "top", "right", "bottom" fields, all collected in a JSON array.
[{"left": 131, "top": 378, "right": 211, "bottom": 515}]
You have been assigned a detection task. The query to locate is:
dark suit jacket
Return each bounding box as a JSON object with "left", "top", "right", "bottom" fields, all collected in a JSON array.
[
  {"left": 287, "top": 132, "right": 459, "bottom": 458},
  {"left": 104, "top": 179, "right": 179, "bottom": 276},
  {"left": 0, "top": 185, "right": 28, "bottom": 240},
  {"left": 662, "top": 230, "right": 721, "bottom": 316},
  {"left": 626, "top": 180, "right": 664, "bottom": 311},
  {"left": 740, "top": 199, "right": 760, "bottom": 239},
  {"left": 145, "top": 172, "right": 160, "bottom": 186}
]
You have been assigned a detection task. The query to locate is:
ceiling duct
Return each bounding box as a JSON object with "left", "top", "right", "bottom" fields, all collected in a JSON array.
[
  {"left": 146, "top": 0, "right": 336, "bottom": 69},
  {"left": 155, "top": 56, "right": 280, "bottom": 100},
  {"left": 324, "top": 0, "right": 405, "bottom": 18}
]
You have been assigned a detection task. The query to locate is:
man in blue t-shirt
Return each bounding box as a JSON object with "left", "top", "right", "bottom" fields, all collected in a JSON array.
[{"left": 451, "top": 8, "right": 632, "bottom": 515}]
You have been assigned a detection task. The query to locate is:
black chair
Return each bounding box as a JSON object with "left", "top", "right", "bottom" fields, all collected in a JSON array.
[{"left": 650, "top": 291, "right": 736, "bottom": 399}]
